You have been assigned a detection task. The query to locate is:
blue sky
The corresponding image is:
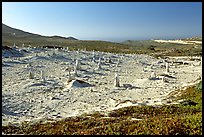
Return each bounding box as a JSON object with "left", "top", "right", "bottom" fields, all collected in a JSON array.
[{"left": 2, "top": 2, "right": 202, "bottom": 42}]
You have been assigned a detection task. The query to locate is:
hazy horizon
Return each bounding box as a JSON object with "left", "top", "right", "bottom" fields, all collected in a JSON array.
[{"left": 2, "top": 2, "right": 202, "bottom": 42}]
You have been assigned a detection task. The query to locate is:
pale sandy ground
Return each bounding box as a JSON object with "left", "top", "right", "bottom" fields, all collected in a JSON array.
[
  {"left": 154, "top": 40, "right": 202, "bottom": 45},
  {"left": 2, "top": 47, "right": 202, "bottom": 127}
]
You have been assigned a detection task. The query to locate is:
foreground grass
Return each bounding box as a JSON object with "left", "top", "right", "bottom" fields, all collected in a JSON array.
[{"left": 2, "top": 81, "right": 202, "bottom": 135}]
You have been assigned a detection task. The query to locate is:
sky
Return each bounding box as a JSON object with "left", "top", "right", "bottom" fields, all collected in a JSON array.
[{"left": 2, "top": 2, "right": 202, "bottom": 42}]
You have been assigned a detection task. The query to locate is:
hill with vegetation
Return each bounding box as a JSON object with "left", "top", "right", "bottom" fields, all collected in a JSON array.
[{"left": 2, "top": 23, "right": 77, "bottom": 40}]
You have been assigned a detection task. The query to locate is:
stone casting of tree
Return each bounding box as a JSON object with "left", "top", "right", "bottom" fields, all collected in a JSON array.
[
  {"left": 114, "top": 72, "right": 120, "bottom": 87},
  {"left": 29, "top": 70, "right": 34, "bottom": 79},
  {"left": 97, "top": 58, "right": 102, "bottom": 70},
  {"left": 200, "top": 57, "right": 202, "bottom": 66},
  {"left": 52, "top": 51, "right": 55, "bottom": 56},
  {"left": 150, "top": 63, "right": 154, "bottom": 69},
  {"left": 149, "top": 72, "right": 156, "bottom": 80},
  {"left": 41, "top": 70, "right": 45, "bottom": 82},
  {"left": 74, "top": 66, "right": 78, "bottom": 77},
  {"left": 161, "top": 76, "right": 168, "bottom": 82},
  {"left": 166, "top": 62, "right": 169, "bottom": 73},
  {"left": 68, "top": 69, "right": 72, "bottom": 80},
  {"left": 92, "top": 57, "right": 95, "bottom": 62},
  {"left": 116, "top": 59, "right": 120, "bottom": 67},
  {"left": 75, "top": 59, "right": 80, "bottom": 70},
  {"left": 26, "top": 63, "right": 32, "bottom": 68}
]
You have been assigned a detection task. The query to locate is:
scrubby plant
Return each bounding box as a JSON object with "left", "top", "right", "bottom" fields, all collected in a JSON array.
[{"left": 196, "top": 81, "right": 202, "bottom": 92}]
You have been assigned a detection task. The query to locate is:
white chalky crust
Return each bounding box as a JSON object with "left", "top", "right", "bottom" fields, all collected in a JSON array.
[{"left": 2, "top": 46, "right": 202, "bottom": 127}]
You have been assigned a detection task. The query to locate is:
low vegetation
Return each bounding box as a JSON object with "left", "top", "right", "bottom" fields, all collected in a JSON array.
[
  {"left": 3, "top": 36, "right": 202, "bottom": 57},
  {"left": 2, "top": 81, "right": 202, "bottom": 135}
]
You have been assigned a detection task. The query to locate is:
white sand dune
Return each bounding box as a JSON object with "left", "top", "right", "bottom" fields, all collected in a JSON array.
[
  {"left": 154, "top": 39, "right": 202, "bottom": 45},
  {"left": 2, "top": 47, "right": 202, "bottom": 126}
]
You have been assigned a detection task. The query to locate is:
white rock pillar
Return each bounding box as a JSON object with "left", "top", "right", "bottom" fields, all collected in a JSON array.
[
  {"left": 74, "top": 66, "right": 77, "bottom": 77},
  {"left": 76, "top": 49, "right": 80, "bottom": 54},
  {"left": 75, "top": 59, "right": 79, "bottom": 69},
  {"left": 150, "top": 72, "right": 156, "bottom": 79},
  {"left": 68, "top": 69, "right": 72, "bottom": 80},
  {"left": 116, "top": 59, "right": 120, "bottom": 67},
  {"left": 92, "top": 57, "right": 95, "bottom": 62},
  {"left": 29, "top": 70, "right": 34, "bottom": 79},
  {"left": 41, "top": 70, "right": 45, "bottom": 82},
  {"left": 52, "top": 50, "right": 56, "bottom": 56},
  {"left": 114, "top": 73, "right": 120, "bottom": 87},
  {"left": 161, "top": 76, "right": 167, "bottom": 82},
  {"left": 166, "top": 62, "right": 169, "bottom": 73},
  {"left": 200, "top": 57, "right": 202, "bottom": 66},
  {"left": 150, "top": 63, "right": 154, "bottom": 69},
  {"left": 26, "top": 63, "right": 32, "bottom": 68},
  {"left": 97, "top": 58, "right": 102, "bottom": 70}
]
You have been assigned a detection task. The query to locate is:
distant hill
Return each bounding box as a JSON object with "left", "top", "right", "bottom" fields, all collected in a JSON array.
[
  {"left": 48, "top": 35, "right": 78, "bottom": 40},
  {"left": 2, "top": 24, "right": 39, "bottom": 37},
  {"left": 2, "top": 23, "right": 78, "bottom": 41},
  {"left": 121, "top": 40, "right": 153, "bottom": 46},
  {"left": 2, "top": 23, "right": 134, "bottom": 54}
]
